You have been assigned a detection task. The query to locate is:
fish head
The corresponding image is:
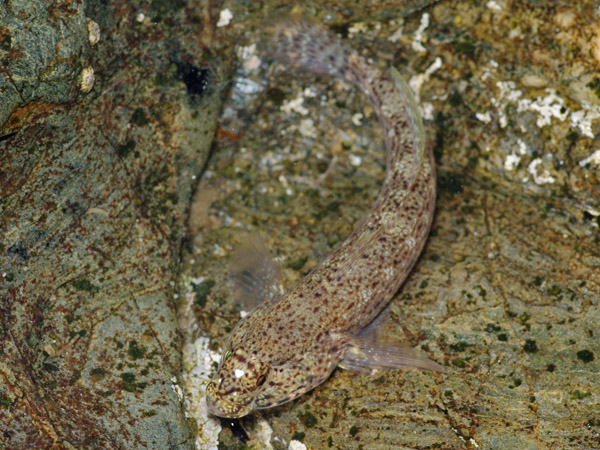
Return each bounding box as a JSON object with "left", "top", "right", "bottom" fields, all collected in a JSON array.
[
  {"left": 206, "top": 346, "right": 268, "bottom": 418},
  {"left": 206, "top": 345, "right": 319, "bottom": 418}
]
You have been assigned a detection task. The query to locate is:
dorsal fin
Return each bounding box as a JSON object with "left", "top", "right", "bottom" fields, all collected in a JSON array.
[{"left": 390, "top": 67, "right": 426, "bottom": 189}]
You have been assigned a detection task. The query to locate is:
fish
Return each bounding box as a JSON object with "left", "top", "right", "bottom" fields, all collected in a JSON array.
[{"left": 206, "top": 18, "right": 444, "bottom": 419}]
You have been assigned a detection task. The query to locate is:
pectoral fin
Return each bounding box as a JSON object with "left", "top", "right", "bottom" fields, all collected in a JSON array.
[
  {"left": 228, "top": 233, "right": 285, "bottom": 311},
  {"left": 339, "top": 335, "right": 447, "bottom": 374},
  {"left": 336, "top": 319, "right": 447, "bottom": 374}
]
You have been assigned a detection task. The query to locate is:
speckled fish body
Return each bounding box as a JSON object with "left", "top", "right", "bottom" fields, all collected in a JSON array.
[{"left": 206, "top": 19, "right": 441, "bottom": 418}]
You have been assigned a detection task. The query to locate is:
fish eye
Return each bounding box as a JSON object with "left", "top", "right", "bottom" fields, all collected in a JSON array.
[
  {"left": 223, "top": 349, "right": 233, "bottom": 363},
  {"left": 256, "top": 373, "right": 267, "bottom": 387}
]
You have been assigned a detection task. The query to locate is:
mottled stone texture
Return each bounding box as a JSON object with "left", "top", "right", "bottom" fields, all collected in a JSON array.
[
  {"left": 185, "top": 0, "right": 600, "bottom": 449},
  {"left": 0, "top": 0, "right": 227, "bottom": 448},
  {"left": 0, "top": 0, "right": 90, "bottom": 127}
]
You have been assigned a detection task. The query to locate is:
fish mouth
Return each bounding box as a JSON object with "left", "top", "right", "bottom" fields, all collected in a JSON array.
[{"left": 206, "top": 394, "right": 251, "bottom": 419}]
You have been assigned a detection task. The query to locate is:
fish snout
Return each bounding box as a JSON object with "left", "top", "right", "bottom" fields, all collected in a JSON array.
[{"left": 206, "top": 381, "right": 251, "bottom": 418}]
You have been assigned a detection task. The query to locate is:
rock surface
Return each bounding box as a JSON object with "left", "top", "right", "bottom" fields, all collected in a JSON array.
[
  {"left": 1, "top": 0, "right": 228, "bottom": 448},
  {"left": 183, "top": 1, "right": 600, "bottom": 449},
  {"left": 0, "top": 0, "right": 90, "bottom": 127},
  {"left": 2, "top": 0, "right": 599, "bottom": 449}
]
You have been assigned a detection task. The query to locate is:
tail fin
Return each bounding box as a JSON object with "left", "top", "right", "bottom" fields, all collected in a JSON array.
[{"left": 265, "top": 18, "right": 356, "bottom": 81}]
